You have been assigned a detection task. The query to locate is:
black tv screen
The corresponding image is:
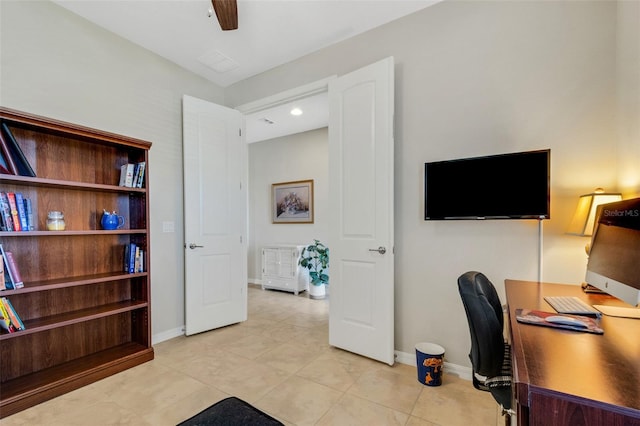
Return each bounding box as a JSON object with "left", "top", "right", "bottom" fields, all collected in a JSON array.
[{"left": 424, "top": 149, "right": 550, "bottom": 220}]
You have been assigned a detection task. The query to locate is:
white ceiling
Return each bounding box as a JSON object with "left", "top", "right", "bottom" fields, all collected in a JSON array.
[{"left": 52, "top": 0, "right": 440, "bottom": 142}]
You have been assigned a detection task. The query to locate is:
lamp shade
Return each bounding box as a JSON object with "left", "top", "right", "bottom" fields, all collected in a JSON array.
[{"left": 566, "top": 188, "right": 622, "bottom": 236}]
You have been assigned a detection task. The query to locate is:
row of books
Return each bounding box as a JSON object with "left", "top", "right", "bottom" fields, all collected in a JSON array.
[
  {"left": 1, "top": 244, "right": 24, "bottom": 290},
  {"left": 124, "top": 243, "right": 144, "bottom": 274},
  {"left": 0, "top": 121, "right": 36, "bottom": 177},
  {"left": 119, "top": 162, "right": 146, "bottom": 188},
  {"left": 0, "top": 191, "right": 35, "bottom": 232},
  {"left": 0, "top": 296, "right": 25, "bottom": 333}
]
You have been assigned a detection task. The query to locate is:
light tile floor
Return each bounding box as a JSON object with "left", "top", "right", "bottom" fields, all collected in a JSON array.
[{"left": 3, "top": 286, "right": 499, "bottom": 426}]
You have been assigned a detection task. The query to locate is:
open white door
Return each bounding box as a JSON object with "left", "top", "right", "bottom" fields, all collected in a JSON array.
[
  {"left": 182, "top": 95, "right": 247, "bottom": 336},
  {"left": 328, "top": 57, "right": 395, "bottom": 365}
]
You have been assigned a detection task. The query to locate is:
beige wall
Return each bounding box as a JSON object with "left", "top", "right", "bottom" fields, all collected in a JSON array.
[
  {"left": 248, "top": 128, "right": 329, "bottom": 282},
  {"left": 617, "top": 0, "right": 640, "bottom": 199},
  {"left": 0, "top": 0, "right": 225, "bottom": 340},
  {"left": 2, "top": 0, "right": 638, "bottom": 369}
]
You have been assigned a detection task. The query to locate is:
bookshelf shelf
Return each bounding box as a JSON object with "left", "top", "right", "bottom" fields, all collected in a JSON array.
[
  {"left": 0, "top": 174, "right": 147, "bottom": 193},
  {"left": 0, "top": 229, "right": 148, "bottom": 237},
  {"left": 0, "top": 272, "right": 148, "bottom": 295},
  {"left": 0, "top": 107, "right": 153, "bottom": 418},
  {"left": 0, "top": 300, "right": 149, "bottom": 341}
]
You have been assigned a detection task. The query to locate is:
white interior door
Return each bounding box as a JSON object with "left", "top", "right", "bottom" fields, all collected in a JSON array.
[
  {"left": 182, "top": 94, "right": 247, "bottom": 336},
  {"left": 328, "top": 57, "right": 395, "bottom": 365}
]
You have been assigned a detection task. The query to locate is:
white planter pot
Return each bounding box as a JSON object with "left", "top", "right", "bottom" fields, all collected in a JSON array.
[{"left": 308, "top": 283, "right": 326, "bottom": 299}]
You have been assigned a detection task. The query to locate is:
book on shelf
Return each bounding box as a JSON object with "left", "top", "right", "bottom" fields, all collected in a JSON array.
[
  {"left": 132, "top": 163, "right": 140, "bottom": 187},
  {"left": 128, "top": 242, "right": 136, "bottom": 273},
  {"left": 119, "top": 163, "right": 135, "bottom": 187},
  {"left": 14, "top": 193, "right": 29, "bottom": 231},
  {"left": 5, "top": 252, "right": 24, "bottom": 288},
  {"left": 1, "top": 297, "right": 25, "bottom": 331},
  {"left": 6, "top": 192, "right": 21, "bottom": 231},
  {"left": 124, "top": 243, "right": 130, "bottom": 273},
  {"left": 0, "top": 246, "right": 24, "bottom": 289},
  {"left": 0, "top": 126, "right": 18, "bottom": 175},
  {"left": 24, "top": 196, "right": 34, "bottom": 230},
  {"left": 0, "top": 201, "right": 6, "bottom": 231},
  {"left": 0, "top": 192, "right": 14, "bottom": 231},
  {"left": 1, "top": 122, "right": 36, "bottom": 177},
  {"left": 0, "top": 245, "right": 14, "bottom": 290},
  {"left": 0, "top": 297, "right": 17, "bottom": 333},
  {"left": 134, "top": 245, "right": 140, "bottom": 273},
  {"left": 0, "top": 251, "right": 5, "bottom": 291},
  {"left": 135, "top": 161, "right": 146, "bottom": 188}
]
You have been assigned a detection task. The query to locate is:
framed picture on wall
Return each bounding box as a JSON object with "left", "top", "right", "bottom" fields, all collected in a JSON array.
[{"left": 272, "top": 179, "right": 314, "bottom": 224}]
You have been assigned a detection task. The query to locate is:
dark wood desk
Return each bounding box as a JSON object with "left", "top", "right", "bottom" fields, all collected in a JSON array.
[{"left": 505, "top": 280, "right": 640, "bottom": 426}]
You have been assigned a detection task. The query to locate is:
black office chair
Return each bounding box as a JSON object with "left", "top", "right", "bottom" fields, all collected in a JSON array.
[{"left": 457, "top": 271, "right": 513, "bottom": 425}]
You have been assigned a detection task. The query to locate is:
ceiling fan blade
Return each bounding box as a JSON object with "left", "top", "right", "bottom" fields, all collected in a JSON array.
[{"left": 212, "top": 0, "right": 238, "bottom": 31}]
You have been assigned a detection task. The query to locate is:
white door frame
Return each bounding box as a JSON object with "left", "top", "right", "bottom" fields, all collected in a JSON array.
[{"left": 235, "top": 77, "right": 336, "bottom": 115}]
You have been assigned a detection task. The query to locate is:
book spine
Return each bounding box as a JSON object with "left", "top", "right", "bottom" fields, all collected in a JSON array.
[
  {"left": 119, "top": 163, "right": 135, "bottom": 187},
  {"left": 24, "top": 197, "right": 34, "bottom": 230},
  {"left": 0, "top": 126, "right": 18, "bottom": 175},
  {"left": 0, "top": 250, "right": 5, "bottom": 290},
  {"left": 119, "top": 164, "right": 128, "bottom": 187},
  {"left": 132, "top": 163, "right": 140, "bottom": 187},
  {"left": 128, "top": 243, "right": 136, "bottom": 273},
  {"left": 4, "top": 252, "right": 23, "bottom": 288},
  {"left": 0, "top": 203, "right": 6, "bottom": 231},
  {"left": 0, "top": 244, "right": 14, "bottom": 290},
  {"left": 125, "top": 164, "right": 135, "bottom": 187},
  {"left": 136, "top": 162, "right": 146, "bottom": 188},
  {"left": 1, "top": 122, "right": 36, "bottom": 177},
  {"left": 123, "top": 243, "right": 130, "bottom": 272},
  {"left": 1, "top": 297, "right": 24, "bottom": 330},
  {"left": 0, "top": 296, "right": 16, "bottom": 332},
  {"left": 6, "top": 192, "right": 21, "bottom": 231},
  {"left": 14, "top": 193, "right": 29, "bottom": 231},
  {"left": 0, "top": 192, "right": 14, "bottom": 231},
  {"left": 134, "top": 245, "right": 140, "bottom": 273}
]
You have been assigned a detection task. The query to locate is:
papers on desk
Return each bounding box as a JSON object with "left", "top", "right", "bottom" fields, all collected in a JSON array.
[{"left": 515, "top": 309, "right": 604, "bottom": 334}]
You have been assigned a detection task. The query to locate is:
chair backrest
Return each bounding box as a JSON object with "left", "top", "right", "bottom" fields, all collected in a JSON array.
[{"left": 457, "top": 271, "right": 505, "bottom": 379}]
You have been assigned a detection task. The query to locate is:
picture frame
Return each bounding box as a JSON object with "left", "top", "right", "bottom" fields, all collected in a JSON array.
[{"left": 272, "top": 179, "right": 314, "bottom": 224}]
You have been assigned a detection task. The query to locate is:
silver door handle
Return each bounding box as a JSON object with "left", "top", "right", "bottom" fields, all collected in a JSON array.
[
  {"left": 189, "top": 243, "right": 204, "bottom": 249},
  {"left": 369, "top": 246, "right": 386, "bottom": 255}
]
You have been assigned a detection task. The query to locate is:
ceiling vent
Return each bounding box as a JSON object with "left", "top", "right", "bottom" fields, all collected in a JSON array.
[{"left": 197, "top": 50, "right": 239, "bottom": 73}]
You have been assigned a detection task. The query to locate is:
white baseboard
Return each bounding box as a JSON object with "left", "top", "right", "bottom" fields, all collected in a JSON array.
[
  {"left": 248, "top": 278, "right": 261, "bottom": 285},
  {"left": 395, "top": 350, "right": 472, "bottom": 381},
  {"left": 152, "top": 326, "right": 184, "bottom": 345}
]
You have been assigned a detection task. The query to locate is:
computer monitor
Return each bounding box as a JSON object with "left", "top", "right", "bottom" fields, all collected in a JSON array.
[{"left": 585, "top": 197, "right": 640, "bottom": 316}]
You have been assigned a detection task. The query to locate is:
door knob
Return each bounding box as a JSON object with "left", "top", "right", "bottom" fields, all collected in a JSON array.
[
  {"left": 189, "top": 243, "right": 204, "bottom": 249},
  {"left": 368, "top": 246, "right": 387, "bottom": 255}
]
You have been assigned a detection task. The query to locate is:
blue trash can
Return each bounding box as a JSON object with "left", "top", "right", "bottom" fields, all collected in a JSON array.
[{"left": 415, "top": 342, "right": 445, "bottom": 386}]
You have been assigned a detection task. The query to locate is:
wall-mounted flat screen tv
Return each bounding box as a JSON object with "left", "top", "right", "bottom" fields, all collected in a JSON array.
[{"left": 424, "top": 149, "right": 550, "bottom": 220}]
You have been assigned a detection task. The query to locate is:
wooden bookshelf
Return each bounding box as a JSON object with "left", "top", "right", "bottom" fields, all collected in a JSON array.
[{"left": 0, "top": 107, "right": 153, "bottom": 418}]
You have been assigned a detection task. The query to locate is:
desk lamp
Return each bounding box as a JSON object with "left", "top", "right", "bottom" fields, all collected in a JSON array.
[{"left": 567, "top": 188, "right": 622, "bottom": 250}]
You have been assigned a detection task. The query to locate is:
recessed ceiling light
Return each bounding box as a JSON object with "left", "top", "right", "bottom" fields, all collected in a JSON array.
[{"left": 290, "top": 107, "right": 303, "bottom": 116}]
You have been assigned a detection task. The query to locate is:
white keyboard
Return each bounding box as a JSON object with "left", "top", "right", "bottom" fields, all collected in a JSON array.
[{"left": 544, "top": 296, "right": 601, "bottom": 317}]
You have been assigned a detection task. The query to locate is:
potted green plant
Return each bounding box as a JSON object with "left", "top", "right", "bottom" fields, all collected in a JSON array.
[{"left": 299, "top": 239, "right": 329, "bottom": 299}]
